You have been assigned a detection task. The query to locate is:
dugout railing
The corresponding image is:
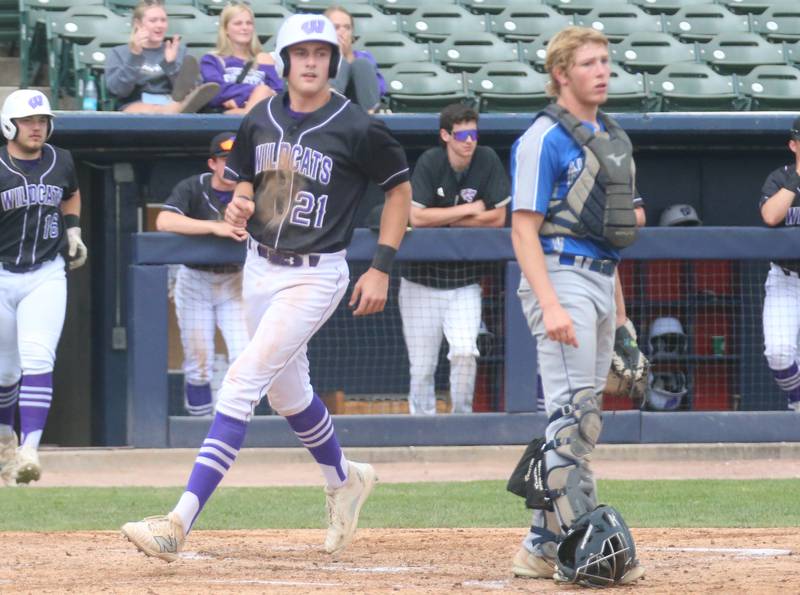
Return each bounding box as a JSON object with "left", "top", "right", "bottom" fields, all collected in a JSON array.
[{"left": 128, "top": 227, "right": 800, "bottom": 448}]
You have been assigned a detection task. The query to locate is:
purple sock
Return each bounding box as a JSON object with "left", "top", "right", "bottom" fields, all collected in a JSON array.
[
  {"left": 185, "top": 383, "right": 213, "bottom": 416},
  {"left": 0, "top": 382, "right": 19, "bottom": 428},
  {"left": 773, "top": 363, "right": 800, "bottom": 405},
  {"left": 285, "top": 393, "right": 348, "bottom": 488},
  {"left": 19, "top": 373, "right": 52, "bottom": 448},
  {"left": 173, "top": 412, "right": 248, "bottom": 533}
]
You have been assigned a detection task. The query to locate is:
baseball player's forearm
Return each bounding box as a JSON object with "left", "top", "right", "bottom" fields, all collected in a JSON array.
[
  {"left": 409, "top": 202, "right": 478, "bottom": 228},
  {"left": 234, "top": 181, "right": 254, "bottom": 200},
  {"left": 452, "top": 206, "right": 506, "bottom": 228},
  {"left": 511, "top": 211, "right": 559, "bottom": 310},
  {"left": 635, "top": 206, "right": 646, "bottom": 227},
  {"left": 377, "top": 181, "right": 411, "bottom": 249},
  {"left": 156, "top": 211, "right": 220, "bottom": 235},
  {"left": 60, "top": 190, "right": 81, "bottom": 217},
  {"left": 761, "top": 189, "right": 797, "bottom": 226}
]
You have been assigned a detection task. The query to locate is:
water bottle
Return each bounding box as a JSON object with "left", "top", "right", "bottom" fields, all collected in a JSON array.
[{"left": 82, "top": 78, "right": 98, "bottom": 111}]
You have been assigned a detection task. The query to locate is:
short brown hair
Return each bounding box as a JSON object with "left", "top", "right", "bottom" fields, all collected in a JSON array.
[
  {"left": 544, "top": 26, "right": 609, "bottom": 97},
  {"left": 439, "top": 103, "right": 478, "bottom": 133}
]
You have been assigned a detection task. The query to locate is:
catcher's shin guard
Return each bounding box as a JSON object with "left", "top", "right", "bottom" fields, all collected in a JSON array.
[{"left": 543, "top": 388, "right": 603, "bottom": 529}]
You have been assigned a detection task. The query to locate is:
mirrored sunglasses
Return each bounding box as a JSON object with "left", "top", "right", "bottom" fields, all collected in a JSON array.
[{"left": 452, "top": 129, "right": 478, "bottom": 142}]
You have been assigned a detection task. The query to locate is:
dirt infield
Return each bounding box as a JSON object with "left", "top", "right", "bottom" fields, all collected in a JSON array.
[
  {"left": 2, "top": 445, "right": 799, "bottom": 593},
  {"left": 0, "top": 528, "right": 797, "bottom": 593}
]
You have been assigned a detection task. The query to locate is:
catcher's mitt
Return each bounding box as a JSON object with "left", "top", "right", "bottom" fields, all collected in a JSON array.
[{"left": 606, "top": 319, "right": 649, "bottom": 403}]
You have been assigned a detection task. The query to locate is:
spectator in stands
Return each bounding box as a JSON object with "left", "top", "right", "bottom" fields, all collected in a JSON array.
[
  {"left": 199, "top": 1, "right": 283, "bottom": 115},
  {"left": 324, "top": 6, "right": 385, "bottom": 113},
  {"left": 759, "top": 115, "right": 800, "bottom": 412},
  {"left": 106, "top": 0, "right": 219, "bottom": 114},
  {"left": 399, "top": 103, "right": 509, "bottom": 415}
]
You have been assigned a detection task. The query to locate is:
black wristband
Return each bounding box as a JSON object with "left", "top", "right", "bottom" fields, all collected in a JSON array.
[
  {"left": 63, "top": 214, "right": 80, "bottom": 229},
  {"left": 371, "top": 244, "right": 396, "bottom": 274}
]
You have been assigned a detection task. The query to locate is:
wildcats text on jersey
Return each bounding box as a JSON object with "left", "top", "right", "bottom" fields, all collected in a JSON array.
[
  {"left": 254, "top": 141, "right": 333, "bottom": 185},
  {"left": 1, "top": 183, "right": 64, "bottom": 211}
]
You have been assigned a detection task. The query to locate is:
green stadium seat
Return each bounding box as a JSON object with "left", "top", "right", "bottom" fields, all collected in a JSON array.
[
  {"left": 286, "top": 0, "right": 371, "bottom": 11},
  {"left": 465, "top": 61, "right": 549, "bottom": 112},
  {"left": 605, "top": 63, "right": 652, "bottom": 112},
  {"left": 489, "top": 6, "right": 572, "bottom": 42},
  {"left": 348, "top": 5, "right": 401, "bottom": 35},
  {"left": 649, "top": 62, "right": 742, "bottom": 111},
  {"left": 383, "top": 61, "right": 469, "bottom": 112},
  {"left": 751, "top": 4, "right": 800, "bottom": 42},
  {"left": 785, "top": 41, "right": 800, "bottom": 66},
  {"left": 197, "top": 0, "right": 284, "bottom": 15},
  {"left": 716, "top": 0, "right": 776, "bottom": 16},
  {"left": 611, "top": 32, "right": 696, "bottom": 74},
  {"left": 431, "top": 32, "right": 518, "bottom": 72},
  {"left": 19, "top": 0, "right": 106, "bottom": 88},
  {"left": 179, "top": 32, "right": 219, "bottom": 61},
  {"left": 627, "top": 0, "right": 709, "bottom": 16},
  {"left": 518, "top": 35, "right": 553, "bottom": 71},
  {"left": 697, "top": 32, "right": 787, "bottom": 75},
  {"left": 543, "top": 0, "right": 616, "bottom": 16},
  {"left": 162, "top": 6, "right": 219, "bottom": 35},
  {"left": 459, "top": 0, "right": 539, "bottom": 16},
  {"left": 740, "top": 64, "right": 800, "bottom": 110},
  {"left": 573, "top": 4, "right": 664, "bottom": 42},
  {"left": 106, "top": 0, "right": 195, "bottom": 14},
  {"left": 72, "top": 34, "right": 129, "bottom": 110},
  {"left": 44, "top": 6, "right": 130, "bottom": 106},
  {"left": 401, "top": 6, "right": 488, "bottom": 42},
  {"left": 663, "top": 5, "right": 749, "bottom": 42},
  {"left": 353, "top": 31, "right": 431, "bottom": 69},
  {"left": 372, "top": 0, "right": 456, "bottom": 16},
  {"left": 252, "top": 7, "right": 293, "bottom": 43}
]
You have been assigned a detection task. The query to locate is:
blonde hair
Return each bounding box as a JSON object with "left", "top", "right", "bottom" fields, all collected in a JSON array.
[
  {"left": 324, "top": 5, "right": 353, "bottom": 29},
  {"left": 129, "top": 0, "right": 166, "bottom": 48},
  {"left": 544, "top": 26, "right": 609, "bottom": 97},
  {"left": 214, "top": 2, "right": 262, "bottom": 59}
]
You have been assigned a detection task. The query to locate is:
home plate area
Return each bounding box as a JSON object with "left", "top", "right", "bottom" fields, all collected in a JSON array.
[{"left": 0, "top": 528, "right": 796, "bottom": 593}]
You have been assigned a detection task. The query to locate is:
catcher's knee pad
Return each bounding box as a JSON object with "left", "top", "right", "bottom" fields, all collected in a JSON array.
[{"left": 544, "top": 388, "right": 603, "bottom": 528}]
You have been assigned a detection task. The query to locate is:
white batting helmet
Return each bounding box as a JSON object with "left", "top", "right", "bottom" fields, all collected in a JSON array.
[
  {"left": 1, "top": 89, "right": 54, "bottom": 141},
  {"left": 273, "top": 14, "right": 340, "bottom": 79}
]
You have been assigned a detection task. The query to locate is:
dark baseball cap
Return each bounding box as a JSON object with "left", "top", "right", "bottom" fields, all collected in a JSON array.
[
  {"left": 210, "top": 132, "right": 236, "bottom": 157},
  {"left": 791, "top": 116, "right": 800, "bottom": 140}
]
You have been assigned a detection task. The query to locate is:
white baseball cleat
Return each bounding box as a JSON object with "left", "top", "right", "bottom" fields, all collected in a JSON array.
[
  {"left": 512, "top": 546, "right": 555, "bottom": 578},
  {"left": 0, "top": 432, "right": 18, "bottom": 487},
  {"left": 14, "top": 444, "right": 41, "bottom": 484},
  {"left": 121, "top": 512, "right": 186, "bottom": 563},
  {"left": 324, "top": 461, "right": 377, "bottom": 554}
]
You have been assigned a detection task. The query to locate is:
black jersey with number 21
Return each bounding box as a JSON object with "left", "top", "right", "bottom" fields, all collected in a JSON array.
[{"left": 225, "top": 91, "right": 410, "bottom": 254}]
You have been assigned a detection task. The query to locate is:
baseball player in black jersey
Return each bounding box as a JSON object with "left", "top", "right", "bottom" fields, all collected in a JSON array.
[
  {"left": 122, "top": 13, "right": 412, "bottom": 561},
  {"left": 156, "top": 132, "right": 248, "bottom": 417},
  {"left": 760, "top": 116, "right": 800, "bottom": 411},
  {"left": 0, "top": 89, "right": 87, "bottom": 487},
  {"left": 400, "top": 103, "right": 509, "bottom": 415}
]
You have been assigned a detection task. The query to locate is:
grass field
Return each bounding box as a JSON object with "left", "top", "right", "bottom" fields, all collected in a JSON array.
[{"left": 1, "top": 479, "right": 798, "bottom": 532}]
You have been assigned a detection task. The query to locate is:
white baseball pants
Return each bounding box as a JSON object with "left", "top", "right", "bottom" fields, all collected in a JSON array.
[
  {"left": 0, "top": 256, "right": 66, "bottom": 383},
  {"left": 763, "top": 264, "right": 800, "bottom": 371},
  {"left": 173, "top": 266, "right": 248, "bottom": 385},
  {"left": 398, "top": 278, "right": 481, "bottom": 415},
  {"left": 215, "top": 247, "right": 349, "bottom": 422}
]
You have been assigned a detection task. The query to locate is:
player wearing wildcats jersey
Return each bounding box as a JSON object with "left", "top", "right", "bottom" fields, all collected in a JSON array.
[
  {"left": 122, "top": 13, "right": 411, "bottom": 561},
  {"left": 760, "top": 116, "right": 800, "bottom": 412},
  {"left": 0, "top": 90, "right": 87, "bottom": 487},
  {"left": 156, "top": 132, "right": 248, "bottom": 417}
]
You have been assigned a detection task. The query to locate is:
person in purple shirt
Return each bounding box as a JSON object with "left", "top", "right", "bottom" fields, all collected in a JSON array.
[
  {"left": 325, "top": 6, "right": 385, "bottom": 112},
  {"left": 200, "top": 2, "right": 283, "bottom": 115}
]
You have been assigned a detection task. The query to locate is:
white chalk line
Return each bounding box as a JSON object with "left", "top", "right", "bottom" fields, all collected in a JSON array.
[
  {"left": 643, "top": 547, "right": 792, "bottom": 557},
  {"left": 207, "top": 579, "right": 340, "bottom": 587},
  {"left": 462, "top": 579, "right": 510, "bottom": 590},
  {"left": 319, "top": 565, "right": 435, "bottom": 574}
]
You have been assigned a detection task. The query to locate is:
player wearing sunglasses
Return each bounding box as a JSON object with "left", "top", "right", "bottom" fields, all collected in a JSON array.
[{"left": 399, "top": 103, "right": 510, "bottom": 415}]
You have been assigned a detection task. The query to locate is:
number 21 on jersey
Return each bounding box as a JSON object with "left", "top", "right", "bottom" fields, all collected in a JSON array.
[{"left": 289, "top": 191, "right": 328, "bottom": 229}]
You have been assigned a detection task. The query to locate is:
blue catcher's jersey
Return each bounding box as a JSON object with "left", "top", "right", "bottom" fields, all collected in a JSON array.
[{"left": 510, "top": 113, "right": 622, "bottom": 261}]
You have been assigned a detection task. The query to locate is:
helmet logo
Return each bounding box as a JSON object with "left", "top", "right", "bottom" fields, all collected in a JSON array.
[
  {"left": 28, "top": 94, "right": 44, "bottom": 109},
  {"left": 301, "top": 19, "right": 325, "bottom": 34}
]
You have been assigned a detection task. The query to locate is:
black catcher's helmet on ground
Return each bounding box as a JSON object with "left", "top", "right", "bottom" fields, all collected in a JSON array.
[{"left": 556, "top": 505, "right": 638, "bottom": 588}]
